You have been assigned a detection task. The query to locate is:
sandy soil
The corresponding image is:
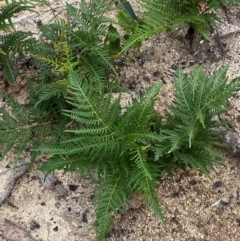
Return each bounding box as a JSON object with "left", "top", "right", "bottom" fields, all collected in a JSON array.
[{"left": 1, "top": 1, "right": 240, "bottom": 241}]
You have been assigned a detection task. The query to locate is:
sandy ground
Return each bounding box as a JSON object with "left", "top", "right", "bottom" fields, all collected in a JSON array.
[{"left": 1, "top": 1, "right": 240, "bottom": 241}]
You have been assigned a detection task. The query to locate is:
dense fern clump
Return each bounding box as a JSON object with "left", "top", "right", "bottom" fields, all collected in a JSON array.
[
  {"left": 0, "top": 0, "right": 50, "bottom": 83},
  {"left": 171, "top": 0, "right": 240, "bottom": 40},
  {"left": 155, "top": 64, "right": 240, "bottom": 175},
  {"left": 39, "top": 70, "right": 164, "bottom": 240},
  {"left": 121, "top": 0, "right": 240, "bottom": 51},
  {"left": 32, "top": 0, "right": 121, "bottom": 111},
  {"left": 0, "top": 92, "right": 67, "bottom": 164},
  {"left": 39, "top": 64, "right": 240, "bottom": 241},
  {"left": 1, "top": 1, "right": 240, "bottom": 240}
]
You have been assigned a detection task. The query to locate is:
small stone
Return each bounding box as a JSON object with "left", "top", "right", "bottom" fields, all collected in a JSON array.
[
  {"left": 221, "top": 200, "right": 229, "bottom": 205},
  {"left": 53, "top": 226, "right": 58, "bottom": 231},
  {"left": 237, "top": 189, "right": 240, "bottom": 199},
  {"left": 237, "top": 218, "right": 240, "bottom": 226},
  {"left": 90, "top": 194, "right": 95, "bottom": 200},
  {"left": 144, "top": 75, "right": 150, "bottom": 82},
  {"left": 36, "top": 20, "right": 42, "bottom": 26},
  {"left": 69, "top": 184, "right": 78, "bottom": 191},
  {"left": 189, "top": 61, "right": 195, "bottom": 66},
  {"left": 153, "top": 70, "right": 160, "bottom": 77},
  {"left": 40, "top": 202, "right": 46, "bottom": 206},
  {"left": 171, "top": 64, "right": 178, "bottom": 70},
  {"left": 214, "top": 181, "right": 222, "bottom": 188},
  {"left": 82, "top": 212, "right": 88, "bottom": 223},
  {"left": 30, "top": 220, "right": 40, "bottom": 230},
  {"left": 129, "top": 81, "right": 136, "bottom": 90},
  {"left": 72, "top": 220, "right": 78, "bottom": 228},
  {"left": 189, "top": 179, "right": 197, "bottom": 185},
  {"left": 68, "top": 207, "right": 71, "bottom": 212},
  {"left": 5, "top": 164, "right": 10, "bottom": 168},
  {"left": 114, "top": 225, "right": 120, "bottom": 230},
  {"left": 121, "top": 228, "right": 129, "bottom": 235}
]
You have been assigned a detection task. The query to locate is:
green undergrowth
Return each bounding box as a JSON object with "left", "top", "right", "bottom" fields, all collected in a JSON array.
[
  {"left": 38, "top": 64, "right": 240, "bottom": 240},
  {"left": 0, "top": 0, "right": 50, "bottom": 83},
  {"left": 0, "top": 0, "right": 240, "bottom": 240}
]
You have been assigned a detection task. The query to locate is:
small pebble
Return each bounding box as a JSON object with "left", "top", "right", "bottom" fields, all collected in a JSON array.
[
  {"left": 237, "top": 219, "right": 240, "bottom": 226},
  {"left": 214, "top": 181, "right": 222, "bottom": 188},
  {"left": 189, "top": 61, "right": 195, "bottom": 66},
  {"left": 171, "top": 64, "right": 178, "bottom": 70},
  {"left": 40, "top": 202, "right": 46, "bottom": 206},
  {"left": 36, "top": 20, "right": 42, "bottom": 26},
  {"left": 129, "top": 81, "right": 136, "bottom": 90},
  {"left": 82, "top": 212, "right": 88, "bottom": 223},
  {"left": 237, "top": 189, "right": 240, "bottom": 199},
  {"left": 121, "top": 228, "right": 129, "bottom": 235},
  {"left": 221, "top": 200, "right": 229, "bottom": 206},
  {"left": 114, "top": 225, "right": 120, "bottom": 230},
  {"left": 53, "top": 226, "right": 58, "bottom": 231},
  {"left": 189, "top": 179, "right": 197, "bottom": 185},
  {"left": 69, "top": 184, "right": 78, "bottom": 191},
  {"left": 153, "top": 70, "right": 160, "bottom": 77},
  {"left": 90, "top": 194, "right": 95, "bottom": 200},
  {"left": 72, "top": 220, "right": 78, "bottom": 228},
  {"left": 30, "top": 220, "right": 40, "bottom": 230}
]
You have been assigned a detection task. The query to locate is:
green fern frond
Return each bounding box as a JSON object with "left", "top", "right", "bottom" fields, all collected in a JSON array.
[
  {"left": 0, "top": 31, "right": 35, "bottom": 83},
  {"left": 122, "top": 0, "right": 240, "bottom": 44},
  {"left": 143, "top": 186, "right": 165, "bottom": 222},
  {"left": 94, "top": 174, "right": 130, "bottom": 241},
  {"left": 129, "top": 148, "right": 164, "bottom": 221},
  {"left": 37, "top": 69, "right": 164, "bottom": 239},
  {"left": 0, "top": 90, "right": 67, "bottom": 163},
  {"left": 0, "top": 31, "right": 35, "bottom": 56},
  {"left": 0, "top": 95, "right": 33, "bottom": 161},
  {"left": 39, "top": 154, "right": 83, "bottom": 174},
  {"left": 33, "top": 1, "right": 119, "bottom": 96},
  {"left": 66, "top": 1, "right": 116, "bottom": 32},
  {"left": 34, "top": 82, "right": 67, "bottom": 107},
  {"left": 121, "top": 0, "right": 179, "bottom": 52},
  {"left": 0, "top": 0, "right": 49, "bottom": 31},
  {"left": 161, "top": 64, "right": 240, "bottom": 173}
]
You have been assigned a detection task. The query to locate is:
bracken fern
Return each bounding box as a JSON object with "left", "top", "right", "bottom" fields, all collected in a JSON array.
[
  {"left": 38, "top": 64, "right": 240, "bottom": 240},
  {"left": 0, "top": 0, "right": 50, "bottom": 83},
  {"left": 39, "top": 70, "right": 164, "bottom": 240}
]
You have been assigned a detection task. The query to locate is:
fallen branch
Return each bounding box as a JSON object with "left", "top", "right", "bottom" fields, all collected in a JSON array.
[
  {"left": 0, "top": 163, "right": 30, "bottom": 176},
  {"left": 0, "top": 163, "right": 29, "bottom": 205},
  {"left": 220, "top": 28, "right": 240, "bottom": 38},
  {"left": 0, "top": 219, "right": 36, "bottom": 241}
]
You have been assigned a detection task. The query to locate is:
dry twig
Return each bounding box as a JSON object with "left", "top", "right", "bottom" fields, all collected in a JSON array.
[
  {"left": 0, "top": 163, "right": 29, "bottom": 205},
  {"left": 0, "top": 163, "right": 30, "bottom": 176},
  {"left": 220, "top": 28, "right": 240, "bottom": 38},
  {"left": 0, "top": 219, "right": 36, "bottom": 241}
]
